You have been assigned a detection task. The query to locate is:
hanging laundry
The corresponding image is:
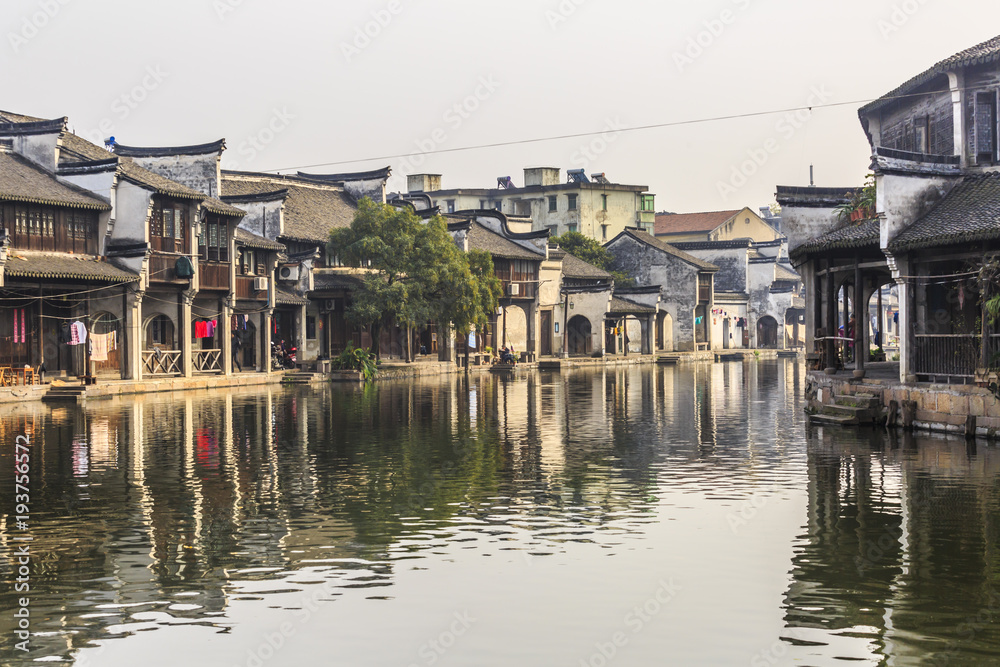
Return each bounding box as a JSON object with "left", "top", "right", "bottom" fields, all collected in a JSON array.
[
  {"left": 195, "top": 320, "right": 207, "bottom": 338},
  {"left": 695, "top": 316, "right": 703, "bottom": 325},
  {"left": 90, "top": 333, "right": 111, "bottom": 362},
  {"left": 206, "top": 319, "right": 217, "bottom": 338},
  {"left": 69, "top": 321, "right": 87, "bottom": 346}
]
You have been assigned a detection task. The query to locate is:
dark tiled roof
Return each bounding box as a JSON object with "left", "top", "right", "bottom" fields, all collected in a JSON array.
[
  {"left": 0, "top": 151, "right": 110, "bottom": 210},
  {"left": 609, "top": 296, "right": 655, "bottom": 314},
  {"left": 59, "top": 132, "right": 115, "bottom": 163},
  {"left": 612, "top": 228, "right": 718, "bottom": 271},
  {"left": 0, "top": 110, "right": 48, "bottom": 124},
  {"left": 113, "top": 140, "right": 226, "bottom": 157},
  {"left": 889, "top": 172, "right": 1000, "bottom": 251},
  {"left": 296, "top": 167, "right": 392, "bottom": 182},
  {"left": 467, "top": 221, "right": 542, "bottom": 260},
  {"left": 0, "top": 116, "right": 66, "bottom": 136},
  {"left": 222, "top": 173, "right": 356, "bottom": 244},
  {"left": 203, "top": 196, "right": 246, "bottom": 218},
  {"left": 274, "top": 286, "right": 310, "bottom": 305},
  {"left": 560, "top": 252, "right": 611, "bottom": 280},
  {"left": 774, "top": 263, "right": 801, "bottom": 282},
  {"left": 655, "top": 209, "right": 740, "bottom": 235},
  {"left": 312, "top": 272, "right": 365, "bottom": 291},
  {"left": 0, "top": 110, "right": 212, "bottom": 204},
  {"left": 793, "top": 219, "right": 880, "bottom": 255},
  {"left": 235, "top": 227, "right": 284, "bottom": 250},
  {"left": 861, "top": 34, "right": 1000, "bottom": 115},
  {"left": 4, "top": 252, "right": 139, "bottom": 282}
]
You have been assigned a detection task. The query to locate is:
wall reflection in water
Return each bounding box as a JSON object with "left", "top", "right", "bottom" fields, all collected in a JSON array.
[
  {"left": 2, "top": 361, "right": 999, "bottom": 664},
  {"left": 787, "top": 427, "right": 1000, "bottom": 664}
]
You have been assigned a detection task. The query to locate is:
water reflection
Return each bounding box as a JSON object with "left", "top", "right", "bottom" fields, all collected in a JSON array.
[
  {"left": 786, "top": 426, "right": 1000, "bottom": 665},
  {"left": 1, "top": 361, "right": 999, "bottom": 665}
]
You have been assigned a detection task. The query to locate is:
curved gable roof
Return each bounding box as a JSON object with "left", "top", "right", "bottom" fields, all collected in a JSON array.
[
  {"left": 611, "top": 228, "right": 718, "bottom": 271},
  {"left": 861, "top": 34, "right": 1000, "bottom": 115}
]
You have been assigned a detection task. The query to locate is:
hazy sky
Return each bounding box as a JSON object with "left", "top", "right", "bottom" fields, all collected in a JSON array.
[{"left": 3, "top": 0, "right": 998, "bottom": 213}]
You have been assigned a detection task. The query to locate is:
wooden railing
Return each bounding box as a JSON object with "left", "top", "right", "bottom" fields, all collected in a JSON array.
[
  {"left": 912, "top": 334, "right": 982, "bottom": 380},
  {"left": 142, "top": 349, "right": 182, "bottom": 376},
  {"left": 148, "top": 253, "right": 179, "bottom": 282},
  {"left": 199, "top": 262, "right": 231, "bottom": 291},
  {"left": 235, "top": 276, "right": 266, "bottom": 300},
  {"left": 194, "top": 349, "right": 223, "bottom": 373},
  {"left": 502, "top": 280, "right": 536, "bottom": 299}
]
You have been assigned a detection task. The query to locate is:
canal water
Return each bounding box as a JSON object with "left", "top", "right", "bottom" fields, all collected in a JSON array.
[{"left": 2, "top": 360, "right": 1000, "bottom": 666}]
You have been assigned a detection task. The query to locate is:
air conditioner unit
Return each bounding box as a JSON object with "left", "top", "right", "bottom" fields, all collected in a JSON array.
[
  {"left": 278, "top": 265, "right": 300, "bottom": 281},
  {"left": 322, "top": 299, "right": 336, "bottom": 312},
  {"left": 507, "top": 283, "right": 520, "bottom": 296},
  {"left": 253, "top": 277, "right": 269, "bottom": 291}
]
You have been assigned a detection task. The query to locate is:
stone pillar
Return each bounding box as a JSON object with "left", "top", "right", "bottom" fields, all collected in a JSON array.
[
  {"left": 825, "top": 263, "right": 837, "bottom": 370},
  {"left": 297, "top": 304, "right": 308, "bottom": 367},
  {"left": 180, "top": 291, "right": 194, "bottom": 378},
  {"left": 262, "top": 309, "right": 273, "bottom": 373},
  {"left": 895, "top": 268, "right": 915, "bottom": 383},
  {"left": 128, "top": 291, "right": 144, "bottom": 381},
  {"left": 526, "top": 300, "right": 538, "bottom": 355},
  {"left": 221, "top": 297, "right": 232, "bottom": 376},
  {"left": 855, "top": 262, "right": 865, "bottom": 374},
  {"left": 803, "top": 259, "right": 817, "bottom": 352}
]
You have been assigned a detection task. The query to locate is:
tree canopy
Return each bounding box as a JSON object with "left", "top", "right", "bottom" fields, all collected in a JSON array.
[
  {"left": 551, "top": 230, "right": 634, "bottom": 287},
  {"left": 329, "top": 199, "right": 502, "bottom": 357}
]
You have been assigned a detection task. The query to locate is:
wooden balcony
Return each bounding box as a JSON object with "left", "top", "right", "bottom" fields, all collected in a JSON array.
[
  {"left": 501, "top": 280, "right": 537, "bottom": 300},
  {"left": 235, "top": 276, "right": 268, "bottom": 301},
  {"left": 199, "top": 262, "right": 231, "bottom": 291},
  {"left": 149, "top": 252, "right": 184, "bottom": 283}
]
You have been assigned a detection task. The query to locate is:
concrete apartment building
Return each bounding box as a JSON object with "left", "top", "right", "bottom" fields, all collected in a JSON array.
[{"left": 406, "top": 167, "right": 656, "bottom": 242}]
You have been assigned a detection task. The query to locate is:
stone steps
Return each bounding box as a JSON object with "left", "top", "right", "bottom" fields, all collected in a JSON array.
[
  {"left": 809, "top": 412, "right": 862, "bottom": 427},
  {"left": 282, "top": 373, "right": 323, "bottom": 385},
  {"left": 657, "top": 355, "right": 681, "bottom": 365},
  {"left": 42, "top": 384, "right": 87, "bottom": 403},
  {"left": 810, "top": 392, "right": 883, "bottom": 426}
]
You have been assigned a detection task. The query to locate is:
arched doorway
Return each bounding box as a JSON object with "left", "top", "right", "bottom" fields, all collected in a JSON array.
[
  {"left": 144, "top": 314, "right": 180, "bottom": 376},
  {"left": 567, "top": 315, "right": 592, "bottom": 355},
  {"left": 91, "top": 312, "right": 122, "bottom": 376},
  {"left": 757, "top": 316, "right": 779, "bottom": 349},
  {"left": 500, "top": 305, "right": 528, "bottom": 352}
]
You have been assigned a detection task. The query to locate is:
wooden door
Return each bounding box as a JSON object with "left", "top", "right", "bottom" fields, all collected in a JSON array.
[{"left": 540, "top": 310, "right": 552, "bottom": 356}]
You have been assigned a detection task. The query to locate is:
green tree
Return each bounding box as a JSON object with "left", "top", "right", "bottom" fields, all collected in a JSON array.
[
  {"left": 551, "top": 230, "right": 635, "bottom": 287},
  {"left": 329, "top": 199, "right": 501, "bottom": 360}
]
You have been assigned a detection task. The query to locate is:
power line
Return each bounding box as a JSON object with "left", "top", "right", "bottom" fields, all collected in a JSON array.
[{"left": 261, "top": 90, "right": 949, "bottom": 175}]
